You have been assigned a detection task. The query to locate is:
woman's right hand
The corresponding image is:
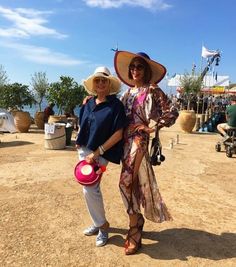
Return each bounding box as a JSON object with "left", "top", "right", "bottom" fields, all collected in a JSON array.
[
  {"left": 85, "top": 150, "right": 100, "bottom": 164},
  {"left": 134, "top": 123, "right": 155, "bottom": 134}
]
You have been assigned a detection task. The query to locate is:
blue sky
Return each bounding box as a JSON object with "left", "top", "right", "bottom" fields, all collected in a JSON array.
[{"left": 0, "top": 0, "right": 235, "bottom": 92}]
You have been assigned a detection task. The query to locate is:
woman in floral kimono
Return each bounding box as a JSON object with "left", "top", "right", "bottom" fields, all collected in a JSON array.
[{"left": 114, "top": 51, "right": 179, "bottom": 255}]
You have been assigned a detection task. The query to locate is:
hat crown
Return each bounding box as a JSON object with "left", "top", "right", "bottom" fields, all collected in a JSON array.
[
  {"left": 94, "top": 66, "right": 111, "bottom": 76},
  {"left": 137, "top": 52, "right": 150, "bottom": 60}
]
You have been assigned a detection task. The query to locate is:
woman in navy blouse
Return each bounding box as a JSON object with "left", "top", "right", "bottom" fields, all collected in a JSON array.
[{"left": 75, "top": 66, "right": 126, "bottom": 247}]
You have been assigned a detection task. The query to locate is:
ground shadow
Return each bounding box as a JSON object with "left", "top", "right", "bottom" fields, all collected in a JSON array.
[
  {"left": 192, "top": 131, "right": 218, "bottom": 136},
  {"left": 64, "top": 140, "right": 77, "bottom": 152},
  {"left": 174, "top": 143, "right": 187, "bottom": 146},
  {"left": 28, "top": 129, "right": 45, "bottom": 134},
  {"left": 109, "top": 227, "right": 236, "bottom": 261},
  {"left": 215, "top": 149, "right": 236, "bottom": 158},
  {"left": 0, "top": 140, "right": 34, "bottom": 147}
]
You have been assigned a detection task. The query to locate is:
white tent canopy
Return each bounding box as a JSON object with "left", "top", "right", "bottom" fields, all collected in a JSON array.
[
  {"left": 168, "top": 74, "right": 230, "bottom": 87},
  {"left": 0, "top": 109, "right": 17, "bottom": 133}
]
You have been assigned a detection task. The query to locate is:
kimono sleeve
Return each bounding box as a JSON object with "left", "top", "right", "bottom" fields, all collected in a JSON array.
[{"left": 149, "top": 86, "right": 179, "bottom": 128}]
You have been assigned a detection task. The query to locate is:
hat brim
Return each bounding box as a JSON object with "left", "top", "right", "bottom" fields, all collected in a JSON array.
[
  {"left": 114, "top": 51, "right": 167, "bottom": 87},
  {"left": 83, "top": 72, "right": 121, "bottom": 95}
]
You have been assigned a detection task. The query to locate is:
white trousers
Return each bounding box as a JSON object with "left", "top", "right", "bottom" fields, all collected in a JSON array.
[{"left": 78, "top": 147, "right": 108, "bottom": 227}]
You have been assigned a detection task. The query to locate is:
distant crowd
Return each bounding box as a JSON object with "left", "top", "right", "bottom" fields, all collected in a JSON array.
[{"left": 169, "top": 93, "right": 232, "bottom": 114}]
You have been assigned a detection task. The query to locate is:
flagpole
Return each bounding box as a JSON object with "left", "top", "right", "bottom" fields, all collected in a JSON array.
[
  {"left": 200, "top": 42, "right": 204, "bottom": 75},
  {"left": 200, "top": 56, "right": 203, "bottom": 76}
]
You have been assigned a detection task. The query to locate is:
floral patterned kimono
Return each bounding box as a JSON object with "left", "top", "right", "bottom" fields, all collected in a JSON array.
[{"left": 119, "top": 84, "right": 179, "bottom": 223}]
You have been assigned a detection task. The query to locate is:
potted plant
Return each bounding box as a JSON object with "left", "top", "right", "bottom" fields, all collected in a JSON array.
[
  {"left": 47, "top": 75, "right": 87, "bottom": 116},
  {"left": 179, "top": 73, "right": 202, "bottom": 133},
  {"left": 0, "top": 83, "right": 36, "bottom": 132},
  {"left": 46, "top": 76, "right": 87, "bottom": 144},
  {"left": 63, "top": 81, "right": 87, "bottom": 145},
  {"left": 31, "top": 71, "right": 49, "bottom": 129}
]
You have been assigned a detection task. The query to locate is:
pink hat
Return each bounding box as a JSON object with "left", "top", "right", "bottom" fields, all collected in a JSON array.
[{"left": 74, "top": 160, "right": 102, "bottom": 186}]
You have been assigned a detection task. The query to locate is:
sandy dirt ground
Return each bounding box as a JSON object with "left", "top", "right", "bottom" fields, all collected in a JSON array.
[{"left": 0, "top": 119, "right": 236, "bottom": 267}]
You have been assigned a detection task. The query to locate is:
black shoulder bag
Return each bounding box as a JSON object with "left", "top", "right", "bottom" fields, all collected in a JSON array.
[{"left": 149, "top": 127, "right": 165, "bottom": 166}]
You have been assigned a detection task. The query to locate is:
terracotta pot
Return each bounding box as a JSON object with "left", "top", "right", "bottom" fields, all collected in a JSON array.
[
  {"left": 48, "top": 115, "right": 67, "bottom": 124},
  {"left": 178, "top": 110, "right": 197, "bottom": 133},
  {"left": 34, "top": 111, "right": 45, "bottom": 129},
  {"left": 14, "top": 111, "right": 31, "bottom": 133}
]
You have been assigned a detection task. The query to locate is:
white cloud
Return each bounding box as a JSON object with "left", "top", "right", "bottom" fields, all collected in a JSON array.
[
  {"left": 0, "top": 41, "right": 86, "bottom": 66},
  {"left": 83, "top": 0, "right": 172, "bottom": 10},
  {"left": 0, "top": 28, "right": 29, "bottom": 38},
  {"left": 0, "top": 6, "right": 67, "bottom": 39}
]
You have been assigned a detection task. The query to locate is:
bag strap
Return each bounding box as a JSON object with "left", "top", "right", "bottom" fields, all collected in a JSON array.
[{"left": 153, "top": 124, "right": 160, "bottom": 140}]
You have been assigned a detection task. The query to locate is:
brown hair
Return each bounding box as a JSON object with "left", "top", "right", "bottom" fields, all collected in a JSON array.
[{"left": 128, "top": 57, "right": 152, "bottom": 84}]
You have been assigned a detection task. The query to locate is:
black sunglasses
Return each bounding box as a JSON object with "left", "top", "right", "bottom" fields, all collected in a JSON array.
[{"left": 129, "top": 64, "right": 145, "bottom": 71}]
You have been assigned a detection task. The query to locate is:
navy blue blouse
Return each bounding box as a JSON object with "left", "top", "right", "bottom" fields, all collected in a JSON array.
[{"left": 76, "top": 95, "right": 127, "bottom": 164}]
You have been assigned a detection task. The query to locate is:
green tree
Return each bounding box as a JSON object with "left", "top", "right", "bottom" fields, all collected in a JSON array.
[
  {"left": 31, "top": 71, "right": 49, "bottom": 111},
  {"left": 0, "top": 65, "right": 9, "bottom": 104},
  {"left": 0, "top": 83, "right": 35, "bottom": 110},
  {"left": 47, "top": 76, "right": 87, "bottom": 114},
  {"left": 180, "top": 73, "right": 202, "bottom": 110},
  {"left": 0, "top": 65, "right": 9, "bottom": 86}
]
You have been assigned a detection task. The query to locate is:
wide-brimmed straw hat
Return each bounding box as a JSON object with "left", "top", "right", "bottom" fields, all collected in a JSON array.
[
  {"left": 83, "top": 66, "right": 121, "bottom": 95},
  {"left": 114, "top": 51, "right": 167, "bottom": 87}
]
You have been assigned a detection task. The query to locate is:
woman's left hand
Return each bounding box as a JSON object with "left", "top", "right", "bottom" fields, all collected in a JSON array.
[{"left": 134, "top": 124, "right": 155, "bottom": 134}]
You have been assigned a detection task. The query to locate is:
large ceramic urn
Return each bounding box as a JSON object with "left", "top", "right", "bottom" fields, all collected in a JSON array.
[
  {"left": 14, "top": 111, "right": 32, "bottom": 133},
  {"left": 48, "top": 115, "right": 67, "bottom": 124},
  {"left": 178, "top": 110, "right": 197, "bottom": 133},
  {"left": 34, "top": 111, "right": 45, "bottom": 129}
]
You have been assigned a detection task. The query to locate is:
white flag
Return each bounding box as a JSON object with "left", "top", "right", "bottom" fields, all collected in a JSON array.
[{"left": 201, "top": 46, "right": 219, "bottom": 58}]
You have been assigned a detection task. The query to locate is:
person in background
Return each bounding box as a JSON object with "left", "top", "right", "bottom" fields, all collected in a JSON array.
[
  {"left": 114, "top": 51, "right": 179, "bottom": 255},
  {"left": 217, "top": 95, "right": 236, "bottom": 142},
  {"left": 44, "top": 103, "right": 55, "bottom": 123},
  {"left": 75, "top": 66, "right": 127, "bottom": 247},
  {"left": 64, "top": 106, "right": 79, "bottom": 131}
]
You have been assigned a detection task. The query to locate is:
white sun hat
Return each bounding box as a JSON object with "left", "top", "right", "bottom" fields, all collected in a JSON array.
[{"left": 83, "top": 66, "right": 121, "bottom": 95}]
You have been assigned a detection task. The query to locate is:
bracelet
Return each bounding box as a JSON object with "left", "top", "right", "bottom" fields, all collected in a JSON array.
[
  {"left": 100, "top": 145, "right": 105, "bottom": 153},
  {"left": 98, "top": 146, "right": 104, "bottom": 155}
]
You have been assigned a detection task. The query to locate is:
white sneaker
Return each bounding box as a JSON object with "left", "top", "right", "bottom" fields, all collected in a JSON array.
[
  {"left": 83, "top": 225, "right": 99, "bottom": 236},
  {"left": 96, "top": 229, "right": 109, "bottom": 247}
]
